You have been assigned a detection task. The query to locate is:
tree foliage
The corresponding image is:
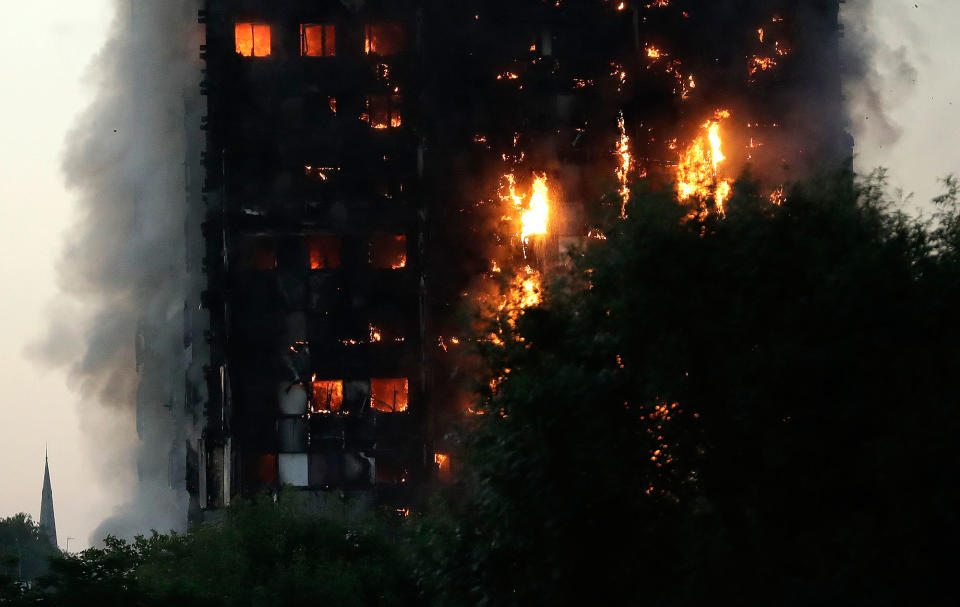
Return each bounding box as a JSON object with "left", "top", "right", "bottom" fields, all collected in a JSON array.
[
  {"left": 0, "top": 514, "right": 57, "bottom": 601},
  {"left": 7, "top": 494, "right": 415, "bottom": 607},
  {"left": 413, "top": 171, "right": 960, "bottom": 606}
]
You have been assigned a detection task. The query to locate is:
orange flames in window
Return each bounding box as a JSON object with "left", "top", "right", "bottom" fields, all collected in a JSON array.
[
  {"left": 235, "top": 23, "right": 271, "bottom": 57},
  {"left": 311, "top": 380, "right": 344, "bottom": 413},
  {"left": 301, "top": 24, "right": 336, "bottom": 57},
  {"left": 371, "top": 378, "right": 409, "bottom": 413}
]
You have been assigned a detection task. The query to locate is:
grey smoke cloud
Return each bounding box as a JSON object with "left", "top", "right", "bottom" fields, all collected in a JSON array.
[
  {"left": 842, "top": 0, "right": 919, "bottom": 148},
  {"left": 29, "top": 0, "right": 202, "bottom": 543}
]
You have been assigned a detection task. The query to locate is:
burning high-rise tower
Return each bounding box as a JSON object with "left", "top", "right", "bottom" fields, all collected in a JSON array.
[{"left": 185, "top": 0, "right": 850, "bottom": 518}]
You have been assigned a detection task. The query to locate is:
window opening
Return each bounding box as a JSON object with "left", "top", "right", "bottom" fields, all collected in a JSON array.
[
  {"left": 371, "top": 378, "right": 409, "bottom": 413},
  {"left": 369, "top": 233, "right": 407, "bottom": 269},
  {"left": 235, "top": 22, "right": 271, "bottom": 57},
  {"left": 362, "top": 95, "right": 403, "bottom": 129},
  {"left": 435, "top": 453, "right": 453, "bottom": 482},
  {"left": 364, "top": 23, "right": 405, "bottom": 56},
  {"left": 305, "top": 235, "right": 341, "bottom": 269},
  {"left": 311, "top": 380, "right": 344, "bottom": 413},
  {"left": 247, "top": 237, "right": 277, "bottom": 270},
  {"left": 301, "top": 24, "right": 336, "bottom": 57}
]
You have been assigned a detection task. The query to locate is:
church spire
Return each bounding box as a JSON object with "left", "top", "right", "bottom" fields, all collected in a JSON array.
[{"left": 40, "top": 449, "right": 57, "bottom": 549}]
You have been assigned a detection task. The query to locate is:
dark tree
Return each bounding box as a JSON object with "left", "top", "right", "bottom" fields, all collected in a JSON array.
[
  {"left": 20, "top": 493, "right": 416, "bottom": 607},
  {"left": 413, "top": 171, "right": 960, "bottom": 606},
  {"left": 0, "top": 513, "right": 58, "bottom": 597}
]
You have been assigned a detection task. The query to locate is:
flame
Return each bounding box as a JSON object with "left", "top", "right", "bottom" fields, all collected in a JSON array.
[
  {"left": 523, "top": 175, "right": 550, "bottom": 239},
  {"left": 615, "top": 111, "right": 633, "bottom": 217},
  {"left": 497, "top": 266, "right": 543, "bottom": 326},
  {"left": 646, "top": 45, "right": 662, "bottom": 59},
  {"left": 770, "top": 186, "right": 786, "bottom": 206},
  {"left": 501, "top": 173, "right": 551, "bottom": 242},
  {"left": 749, "top": 56, "right": 777, "bottom": 76},
  {"left": 677, "top": 110, "right": 733, "bottom": 215}
]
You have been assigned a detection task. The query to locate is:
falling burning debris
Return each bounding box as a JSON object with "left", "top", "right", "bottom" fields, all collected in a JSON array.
[{"left": 616, "top": 111, "right": 633, "bottom": 218}]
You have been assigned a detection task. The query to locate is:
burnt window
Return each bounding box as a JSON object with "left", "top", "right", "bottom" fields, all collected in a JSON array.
[
  {"left": 235, "top": 22, "right": 271, "bottom": 57},
  {"left": 369, "top": 233, "right": 407, "bottom": 269},
  {"left": 362, "top": 95, "right": 402, "bottom": 129},
  {"left": 370, "top": 378, "right": 409, "bottom": 413},
  {"left": 243, "top": 454, "right": 277, "bottom": 488},
  {"left": 375, "top": 457, "right": 408, "bottom": 484},
  {"left": 305, "top": 235, "right": 341, "bottom": 269},
  {"left": 243, "top": 236, "right": 277, "bottom": 270},
  {"left": 301, "top": 24, "right": 336, "bottom": 57},
  {"left": 435, "top": 453, "right": 453, "bottom": 482},
  {"left": 311, "top": 380, "right": 344, "bottom": 413},
  {"left": 364, "top": 23, "right": 405, "bottom": 56}
]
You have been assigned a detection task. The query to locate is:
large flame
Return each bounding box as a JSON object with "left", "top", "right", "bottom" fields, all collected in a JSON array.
[
  {"left": 501, "top": 172, "right": 551, "bottom": 242},
  {"left": 677, "top": 110, "right": 733, "bottom": 214},
  {"left": 523, "top": 175, "right": 550, "bottom": 239}
]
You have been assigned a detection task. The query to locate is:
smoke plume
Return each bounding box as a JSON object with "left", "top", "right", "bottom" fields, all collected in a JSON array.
[
  {"left": 842, "top": 0, "right": 918, "bottom": 149},
  {"left": 30, "top": 0, "right": 202, "bottom": 542}
]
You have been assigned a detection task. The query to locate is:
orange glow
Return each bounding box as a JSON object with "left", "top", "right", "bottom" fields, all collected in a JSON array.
[
  {"left": 770, "top": 186, "right": 786, "bottom": 206},
  {"left": 677, "top": 110, "right": 733, "bottom": 214},
  {"left": 435, "top": 453, "right": 452, "bottom": 481},
  {"left": 749, "top": 56, "right": 777, "bottom": 76},
  {"left": 311, "top": 380, "right": 344, "bottom": 413},
  {"left": 363, "top": 95, "right": 402, "bottom": 129},
  {"left": 301, "top": 24, "right": 335, "bottom": 57},
  {"left": 235, "top": 23, "right": 271, "bottom": 57},
  {"left": 523, "top": 175, "right": 550, "bottom": 239},
  {"left": 616, "top": 111, "right": 633, "bottom": 217},
  {"left": 646, "top": 45, "right": 662, "bottom": 59},
  {"left": 500, "top": 172, "right": 551, "bottom": 242},
  {"left": 248, "top": 238, "right": 277, "bottom": 270},
  {"left": 371, "top": 378, "right": 409, "bottom": 413},
  {"left": 497, "top": 265, "right": 542, "bottom": 325},
  {"left": 306, "top": 235, "right": 341, "bottom": 269},
  {"left": 370, "top": 233, "right": 407, "bottom": 269},
  {"left": 365, "top": 23, "right": 405, "bottom": 56}
]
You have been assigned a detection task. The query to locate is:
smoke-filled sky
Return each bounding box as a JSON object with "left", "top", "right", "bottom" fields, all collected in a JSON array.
[{"left": 0, "top": 0, "right": 956, "bottom": 551}]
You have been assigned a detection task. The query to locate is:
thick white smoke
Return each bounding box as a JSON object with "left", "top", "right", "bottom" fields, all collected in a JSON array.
[{"left": 30, "top": 0, "right": 202, "bottom": 542}]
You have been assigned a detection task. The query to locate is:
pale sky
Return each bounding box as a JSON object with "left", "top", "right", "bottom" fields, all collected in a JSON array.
[
  {"left": 0, "top": 0, "right": 956, "bottom": 552},
  {"left": 0, "top": 0, "right": 115, "bottom": 552}
]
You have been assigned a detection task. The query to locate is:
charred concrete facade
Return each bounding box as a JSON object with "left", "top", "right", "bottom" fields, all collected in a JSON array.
[{"left": 186, "top": 0, "right": 849, "bottom": 518}]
